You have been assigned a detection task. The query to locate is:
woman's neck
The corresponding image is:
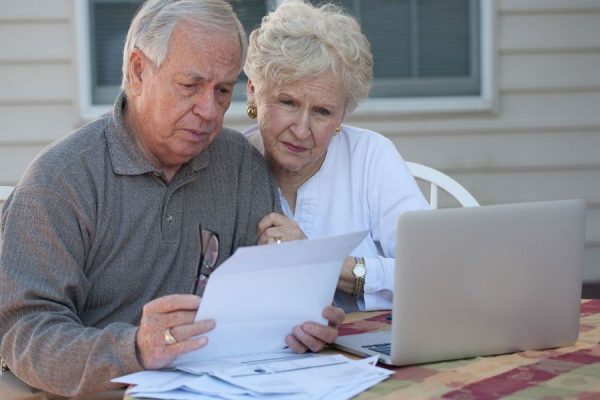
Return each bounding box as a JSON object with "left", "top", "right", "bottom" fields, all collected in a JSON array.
[{"left": 268, "top": 153, "right": 326, "bottom": 214}]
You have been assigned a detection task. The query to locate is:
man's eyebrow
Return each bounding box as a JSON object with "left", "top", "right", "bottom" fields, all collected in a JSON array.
[
  {"left": 182, "top": 74, "right": 237, "bottom": 87},
  {"left": 185, "top": 73, "right": 206, "bottom": 82}
]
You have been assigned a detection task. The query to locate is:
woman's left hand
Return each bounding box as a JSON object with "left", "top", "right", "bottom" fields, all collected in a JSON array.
[
  {"left": 286, "top": 306, "right": 345, "bottom": 353},
  {"left": 257, "top": 212, "right": 307, "bottom": 244},
  {"left": 337, "top": 256, "right": 357, "bottom": 295}
]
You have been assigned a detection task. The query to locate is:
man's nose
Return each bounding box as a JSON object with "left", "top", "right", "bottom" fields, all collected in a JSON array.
[{"left": 192, "top": 89, "right": 219, "bottom": 121}]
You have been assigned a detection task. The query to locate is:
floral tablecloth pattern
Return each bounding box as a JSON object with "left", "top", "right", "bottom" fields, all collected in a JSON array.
[{"left": 338, "top": 299, "right": 600, "bottom": 400}]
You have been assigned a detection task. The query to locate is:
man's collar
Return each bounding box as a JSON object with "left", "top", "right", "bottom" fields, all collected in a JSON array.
[{"left": 106, "top": 92, "right": 209, "bottom": 176}]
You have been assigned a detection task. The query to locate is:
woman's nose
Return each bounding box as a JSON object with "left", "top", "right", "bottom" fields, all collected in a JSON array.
[{"left": 290, "top": 112, "right": 311, "bottom": 139}]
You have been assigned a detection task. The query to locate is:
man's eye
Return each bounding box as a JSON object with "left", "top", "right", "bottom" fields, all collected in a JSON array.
[{"left": 179, "top": 83, "right": 194, "bottom": 89}]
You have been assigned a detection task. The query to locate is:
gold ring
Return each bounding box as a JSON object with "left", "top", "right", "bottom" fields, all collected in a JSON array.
[
  {"left": 164, "top": 328, "right": 177, "bottom": 345},
  {"left": 275, "top": 237, "right": 282, "bottom": 244}
]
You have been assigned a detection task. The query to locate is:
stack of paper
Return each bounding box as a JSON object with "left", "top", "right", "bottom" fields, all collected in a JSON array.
[
  {"left": 114, "top": 232, "right": 391, "bottom": 399},
  {"left": 114, "top": 351, "right": 392, "bottom": 399}
]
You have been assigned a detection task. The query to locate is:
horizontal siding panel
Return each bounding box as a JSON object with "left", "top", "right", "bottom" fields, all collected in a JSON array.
[
  {"left": 500, "top": 0, "right": 600, "bottom": 14},
  {"left": 587, "top": 207, "right": 600, "bottom": 243},
  {"left": 0, "top": 63, "right": 74, "bottom": 102},
  {"left": 500, "top": 14, "right": 600, "bottom": 51},
  {"left": 345, "top": 92, "right": 600, "bottom": 136},
  {"left": 500, "top": 52, "right": 600, "bottom": 91},
  {"left": 0, "top": 104, "right": 77, "bottom": 143},
  {"left": 583, "top": 246, "right": 600, "bottom": 283},
  {"left": 0, "top": 0, "right": 71, "bottom": 20},
  {"left": 393, "top": 131, "right": 600, "bottom": 171},
  {"left": 0, "top": 22, "right": 72, "bottom": 61},
  {"left": 449, "top": 170, "right": 600, "bottom": 207},
  {"left": 0, "top": 144, "right": 47, "bottom": 185}
]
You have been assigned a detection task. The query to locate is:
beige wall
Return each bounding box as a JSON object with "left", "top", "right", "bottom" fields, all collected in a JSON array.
[
  {"left": 1, "top": 0, "right": 599, "bottom": 281},
  {"left": 0, "top": 0, "right": 79, "bottom": 184}
]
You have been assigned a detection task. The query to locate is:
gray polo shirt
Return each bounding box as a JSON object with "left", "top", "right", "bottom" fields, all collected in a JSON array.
[{"left": 0, "top": 93, "right": 279, "bottom": 397}]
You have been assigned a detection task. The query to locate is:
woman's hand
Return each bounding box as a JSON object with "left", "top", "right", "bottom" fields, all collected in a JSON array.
[
  {"left": 337, "top": 256, "right": 357, "bottom": 295},
  {"left": 285, "top": 306, "right": 345, "bottom": 353},
  {"left": 257, "top": 212, "right": 307, "bottom": 244}
]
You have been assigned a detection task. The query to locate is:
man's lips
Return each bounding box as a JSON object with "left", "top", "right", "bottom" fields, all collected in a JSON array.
[{"left": 184, "top": 129, "right": 210, "bottom": 142}]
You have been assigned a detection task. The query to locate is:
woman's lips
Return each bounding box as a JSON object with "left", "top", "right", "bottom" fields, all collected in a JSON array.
[{"left": 283, "top": 141, "right": 307, "bottom": 153}]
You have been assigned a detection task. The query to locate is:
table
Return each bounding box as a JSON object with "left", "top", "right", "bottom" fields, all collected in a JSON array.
[
  {"left": 339, "top": 299, "right": 600, "bottom": 399},
  {"left": 125, "top": 299, "right": 600, "bottom": 400}
]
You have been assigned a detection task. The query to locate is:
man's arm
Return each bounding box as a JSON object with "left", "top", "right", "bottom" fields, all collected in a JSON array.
[{"left": 0, "top": 186, "right": 141, "bottom": 397}]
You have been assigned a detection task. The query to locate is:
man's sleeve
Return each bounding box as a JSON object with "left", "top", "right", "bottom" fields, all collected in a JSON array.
[
  {"left": 0, "top": 185, "right": 142, "bottom": 397},
  {"left": 239, "top": 144, "right": 282, "bottom": 248}
]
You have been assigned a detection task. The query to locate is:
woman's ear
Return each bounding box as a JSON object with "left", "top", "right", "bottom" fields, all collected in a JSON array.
[{"left": 247, "top": 80, "right": 256, "bottom": 98}]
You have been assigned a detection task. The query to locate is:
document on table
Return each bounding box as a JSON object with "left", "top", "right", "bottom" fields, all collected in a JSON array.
[
  {"left": 173, "top": 230, "right": 368, "bottom": 365},
  {"left": 114, "top": 352, "right": 393, "bottom": 400}
]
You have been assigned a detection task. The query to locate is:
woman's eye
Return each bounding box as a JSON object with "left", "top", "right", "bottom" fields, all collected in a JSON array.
[
  {"left": 280, "top": 100, "right": 294, "bottom": 106},
  {"left": 316, "top": 108, "right": 331, "bottom": 116},
  {"left": 179, "top": 83, "right": 194, "bottom": 89}
]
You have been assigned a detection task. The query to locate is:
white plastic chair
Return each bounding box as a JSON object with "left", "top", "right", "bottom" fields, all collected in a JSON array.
[
  {"left": 0, "top": 186, "right": 13, "bottom": 202},
  {"left": 406, "top": 162, "right": 479, "bottom": 209}
]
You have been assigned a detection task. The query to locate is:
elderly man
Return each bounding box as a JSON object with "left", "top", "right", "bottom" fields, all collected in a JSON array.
[{"left": 0, "top": 0, "right": 344, "bottom": 398}]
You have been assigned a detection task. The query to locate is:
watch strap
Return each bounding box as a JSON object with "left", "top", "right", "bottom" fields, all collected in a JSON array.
[{"left": 352, "top": 257, "right": 366, "bottom": 297}]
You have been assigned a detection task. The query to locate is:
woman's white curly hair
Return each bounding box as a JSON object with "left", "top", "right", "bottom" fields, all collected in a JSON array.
[{"left": 244, "top": 0, "right": 373, "bottom": 113}]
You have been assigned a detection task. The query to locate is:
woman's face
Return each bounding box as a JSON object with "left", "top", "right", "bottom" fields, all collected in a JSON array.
[{"left": 252, "top": 71, "right": 346, "bottom": 176}]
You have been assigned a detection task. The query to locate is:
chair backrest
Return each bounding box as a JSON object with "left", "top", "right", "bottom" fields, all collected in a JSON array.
[
  {"left": 0, "top": 186, "right": 14, "bottom": 203},
  {"left": 0, "top": 186, "right": 14, "bottom": 224},
  {"left": 405, "top": 162, "right": 479, "bottom": 209},
  {"left": 0, "top": 186, "right": 13, "bottom": 246}
]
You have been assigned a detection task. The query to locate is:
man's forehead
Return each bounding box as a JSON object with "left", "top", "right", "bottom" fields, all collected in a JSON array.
[{"left": 162, "top": 22, "right": 242, "bottom": 79}]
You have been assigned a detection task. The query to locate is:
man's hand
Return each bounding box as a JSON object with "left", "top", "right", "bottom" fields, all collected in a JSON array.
[
  {"left": 285, "top": 306, "right": 345, "bottom": 353},
  {"left": 257, "top": 212, "right": 307, "bottom": 244},
  {"left": 136, "top": 294, "right": 215, "bottom": 369}
]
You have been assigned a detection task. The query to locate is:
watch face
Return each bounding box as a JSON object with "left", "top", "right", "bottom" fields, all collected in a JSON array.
[{"left": 353, "top": 264, "right": 366, "bottom": 278}]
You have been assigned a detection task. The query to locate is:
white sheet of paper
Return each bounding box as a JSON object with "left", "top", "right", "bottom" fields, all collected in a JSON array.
[
  {"left": 173, "top": 231, "right": 367, "bottom": 364},
  {"left": 115, "top": 353, "right": 392, "bottom": 400}
]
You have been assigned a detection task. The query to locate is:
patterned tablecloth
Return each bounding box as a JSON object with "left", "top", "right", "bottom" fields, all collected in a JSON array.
[{"left": 338, "top": 299, "right": 600, "bottom": 399}]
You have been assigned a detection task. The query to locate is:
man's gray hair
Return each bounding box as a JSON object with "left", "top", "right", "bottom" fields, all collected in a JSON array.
[
  {"left": 244, "top": 0, "right": 373, "bottom": 113},
  {"left": 122, "top": 0, "right": 247, "bottom": 93}
]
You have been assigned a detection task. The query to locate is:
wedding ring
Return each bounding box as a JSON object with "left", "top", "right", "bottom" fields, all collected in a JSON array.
[
  {"left": 275, "top": 237, "right": 282, "bottom": 244},
  {"left": 164, "top": 328, "right": 177, "bottom": 345}
]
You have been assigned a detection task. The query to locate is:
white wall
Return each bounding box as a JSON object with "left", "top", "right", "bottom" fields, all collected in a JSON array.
[{"left": 1, "top": 0, "right": 599, "bottom": 281}]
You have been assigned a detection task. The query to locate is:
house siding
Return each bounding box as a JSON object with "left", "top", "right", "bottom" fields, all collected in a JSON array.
[
  {"left": 0, "top": 0, "right": 79, "bottom": 185},
  {"left": 0, "top": 0, "right": 599, "bottom": 281}
]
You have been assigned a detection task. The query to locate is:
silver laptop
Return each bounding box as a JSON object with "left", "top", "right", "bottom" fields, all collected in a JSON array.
[{"left": 334, "top": 199, "right": 586, "bottom": 366}]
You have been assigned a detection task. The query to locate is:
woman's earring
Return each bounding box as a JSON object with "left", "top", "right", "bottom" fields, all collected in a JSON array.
[
  {"left": 335, "top": 126, "right": 341, "bottom": 133},
  {"left": 247, "top": 104, "right": 258, "bottom": 119}
]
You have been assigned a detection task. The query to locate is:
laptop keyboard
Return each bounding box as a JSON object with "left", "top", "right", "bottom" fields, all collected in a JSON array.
[{"left": 362, "top": 343, "right": 391, "bottom": 355}]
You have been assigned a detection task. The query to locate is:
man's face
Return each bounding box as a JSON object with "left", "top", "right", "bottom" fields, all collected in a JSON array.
[{"left": 130, "top": 22, "right": 241, "bottom": 171}]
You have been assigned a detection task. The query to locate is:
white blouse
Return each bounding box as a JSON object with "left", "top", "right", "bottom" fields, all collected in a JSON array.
[{"left": 243, "top": 124, "right": 429, "bottom": 311}]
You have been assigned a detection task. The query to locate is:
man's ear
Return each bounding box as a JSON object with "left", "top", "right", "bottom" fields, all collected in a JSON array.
[{"left": 128, "top": 48, "right": 147, "bottom": 96}]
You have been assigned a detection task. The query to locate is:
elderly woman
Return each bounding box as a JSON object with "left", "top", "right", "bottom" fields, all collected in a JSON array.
[{"left": 243, "top": 0, "right": 429, "bottom": 313}]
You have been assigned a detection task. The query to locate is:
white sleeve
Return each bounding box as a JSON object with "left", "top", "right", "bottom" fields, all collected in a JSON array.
[{"left": 360, "top": 135, "right": 429, "bottom": 311}]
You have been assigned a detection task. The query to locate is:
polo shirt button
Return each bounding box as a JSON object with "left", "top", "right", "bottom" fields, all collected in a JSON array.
[{"left": 167, "top": 215, "right": 173, "bottom": 222}]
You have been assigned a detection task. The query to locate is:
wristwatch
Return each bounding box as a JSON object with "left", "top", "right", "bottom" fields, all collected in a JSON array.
[{"left": 352, "top": 257, "right": 366, "bottom": 297}]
